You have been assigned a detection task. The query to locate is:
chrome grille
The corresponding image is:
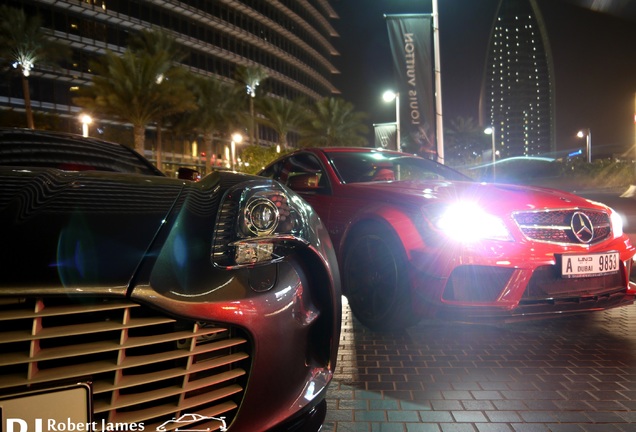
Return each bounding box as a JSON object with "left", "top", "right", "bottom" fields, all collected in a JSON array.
[
  {"left": 513, "top": 209, "right": 611, "bottom": 244},
  {"left": 0, "top": 297, "right": 251, "bottom": 431}
]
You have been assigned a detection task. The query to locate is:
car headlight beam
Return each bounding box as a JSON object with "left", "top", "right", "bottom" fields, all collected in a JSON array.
[{"left": 434, "top": 202, "right": 513, "bottom": 242}]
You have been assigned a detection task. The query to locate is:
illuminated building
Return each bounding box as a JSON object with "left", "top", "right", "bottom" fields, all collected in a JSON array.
[
  {"left": 1, "top": 0, "right": 340, "bottom": 148},
  {"left": 481, "top": 0, "right": 555, "bottom": 158}
]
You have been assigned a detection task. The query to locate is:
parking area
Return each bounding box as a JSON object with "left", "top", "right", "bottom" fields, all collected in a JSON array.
[{"left": 324, "top": 298, "right": 636, "bottom": 431}]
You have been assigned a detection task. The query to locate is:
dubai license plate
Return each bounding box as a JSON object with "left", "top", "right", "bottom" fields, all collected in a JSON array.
[
  {"left": 0, "top": 384, "right": 92, "bottom": 430},
  {"left": 561, "top": 251, "right": 620, "bottom": 278}
]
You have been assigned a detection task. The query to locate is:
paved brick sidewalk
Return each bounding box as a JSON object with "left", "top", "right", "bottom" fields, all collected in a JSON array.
[{"left": 323, "top": 298, "right": 636, "bottom": 432}]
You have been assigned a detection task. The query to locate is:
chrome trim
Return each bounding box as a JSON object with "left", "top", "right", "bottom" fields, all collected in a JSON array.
[{"left": 512, "top": 207, "right": 611, "bottom": 245}]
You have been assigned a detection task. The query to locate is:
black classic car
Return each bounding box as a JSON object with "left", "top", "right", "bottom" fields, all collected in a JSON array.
[{"left": 0, "top": 128, "right": 341, "bottom": 432}]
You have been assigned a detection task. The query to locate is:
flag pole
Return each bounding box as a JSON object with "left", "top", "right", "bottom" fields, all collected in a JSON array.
[{"left": 432, "top": 0, "right": 445, "bottom": 164}]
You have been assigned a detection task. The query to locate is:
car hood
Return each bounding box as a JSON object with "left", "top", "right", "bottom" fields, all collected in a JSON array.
[
  {"left": 0, "top": 167, "right": 189, "bottom": 293},
  {"left": 346, "top": 180, "right": 609, "bottom": 212}
]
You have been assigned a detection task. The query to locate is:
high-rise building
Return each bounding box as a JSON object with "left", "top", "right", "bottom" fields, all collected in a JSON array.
[
  {"left": 1, "top": 0, "right": 340, "bottom": 156},
  {"left": 481, "top": 0, "right": 555, "bottom": 158}
]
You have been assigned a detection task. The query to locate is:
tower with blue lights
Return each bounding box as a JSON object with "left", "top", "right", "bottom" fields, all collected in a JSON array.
[{"left": 482, "top": 0, "right": 556, "bottom": 158}]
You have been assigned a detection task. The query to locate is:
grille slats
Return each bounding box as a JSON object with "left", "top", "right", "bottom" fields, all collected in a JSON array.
[
  {"left": 93, "top": 359, "right": 247, "bottom": 394},
  {"left": 0, "top": 300, "right": 135, "bottom": 321},
  {"left": 513, "top": 208, "right": 611, "bottom": 244},
  {"left": 0, "top": 297, "right": 251, "bottom": 431},
  {"left": 0, "top": 328, "right": 237, "bottom": 367},
  {"left": 93, "top": 373, "right": 245, "bottom": 412},
  {"left": 0, "top": 341, "right": 249, "bottom": 388},
  {"left": 2, "top": 316, "right": 177, "bottom": 343}
]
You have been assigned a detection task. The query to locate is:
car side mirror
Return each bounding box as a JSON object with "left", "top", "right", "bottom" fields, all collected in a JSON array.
[
  {"left": 177, "top": 167, "right": 201, "bottom": 181},
  {"left": 287, "top": 173, "right": 322, "bottom": 192}
]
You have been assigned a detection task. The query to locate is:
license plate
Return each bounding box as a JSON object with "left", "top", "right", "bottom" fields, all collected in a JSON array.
[
  {"left": 561, "top": 251, "right": 620, "bottom": 278},
  {"left": 0, "top": 384, "right": 92, "bottom": 431}
]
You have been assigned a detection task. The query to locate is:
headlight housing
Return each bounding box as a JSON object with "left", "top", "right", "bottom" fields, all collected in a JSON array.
[
  {"left": 211, "top": 182, "right": 314, "bottom": 268},
  {"left": 609, "top": 207, "right": 624, "bottom": 238},
  {"left": 431, "top": 202, "right": 513, "bottom": 242}
]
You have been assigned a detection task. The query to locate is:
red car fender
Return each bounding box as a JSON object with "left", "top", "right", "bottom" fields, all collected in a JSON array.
[{"left": 337, "top": 204, "right": 425, "bottom": 262}]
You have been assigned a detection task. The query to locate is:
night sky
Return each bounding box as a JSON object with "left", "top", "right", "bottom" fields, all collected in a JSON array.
[{"left": 330, "top": 0, "right": 636, "bottom": 157}]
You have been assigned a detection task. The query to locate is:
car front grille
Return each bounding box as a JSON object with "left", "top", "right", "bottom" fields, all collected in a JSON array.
[
  {"left": 513, "top": 209, "right": 611, "bottom": 244},
  {"left": 0, "top": 296, "right": 251, "bottom": 431}
]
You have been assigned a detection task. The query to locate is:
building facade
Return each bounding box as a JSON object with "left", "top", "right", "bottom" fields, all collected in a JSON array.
[
  {"left": 481, "top": 0, "right": 556, "bottom": 158},
  {"left": 1, "top": 0, "right": 341, "bottom": 167}
]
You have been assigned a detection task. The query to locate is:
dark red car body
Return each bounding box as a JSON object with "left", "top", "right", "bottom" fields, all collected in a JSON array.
[
  {"left": 0, "top": 129, "right": 341, "bottom": 432},
  {"left": 261, "top": 147, "right": 636, "bottom": 330}
]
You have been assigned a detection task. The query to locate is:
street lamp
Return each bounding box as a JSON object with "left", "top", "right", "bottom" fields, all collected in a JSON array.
[
  {"left": 230, "top": 132, "right": 243, "bottom": 171},
  {"left": 484, "top": 126, "right": 496, "bottom": 181},
  {"left": 80, "top": 114, "right": 92, "bottom": 138},
  {"left": 577, "top": 129, "right": 592, "bottom": 163},
  {"left": 382, "top": 90, "right": 400, "bottom": 151}
]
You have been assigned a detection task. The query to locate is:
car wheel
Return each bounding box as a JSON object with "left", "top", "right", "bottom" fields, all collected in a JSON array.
[{"left": 343, "top": 223, "right": 418, "bottom": 330}]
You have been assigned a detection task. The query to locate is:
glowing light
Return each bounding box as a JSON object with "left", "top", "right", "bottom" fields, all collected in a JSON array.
[{"left": 436, "top": 202, "right": 512, "bottom": 242}]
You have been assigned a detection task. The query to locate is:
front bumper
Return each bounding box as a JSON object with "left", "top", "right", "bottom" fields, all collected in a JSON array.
[
  {"left": 412, "top": 236, "right": 636, "bottom": 323},
  {"left": 0, "top": 258, "right": 340, "bottom": 432}
]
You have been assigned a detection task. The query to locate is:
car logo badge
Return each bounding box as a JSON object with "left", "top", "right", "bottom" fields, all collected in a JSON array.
[{"left": 571, "top": 211, "right": 594, "bottom": 244}]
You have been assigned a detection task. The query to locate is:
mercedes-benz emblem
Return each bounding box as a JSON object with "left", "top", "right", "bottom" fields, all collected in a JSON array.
[{"left": 571, "top": 211, "right": 594, "bottom": 244}]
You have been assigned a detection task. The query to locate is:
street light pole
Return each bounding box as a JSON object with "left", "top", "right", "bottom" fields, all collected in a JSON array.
[
  {"left": 577, "top": 129, "right": 592, "bottom": 163},
  {"left": 383, "top": 90, "right": 400, "bottom": 151},
  {"left": 432, "top": 0, "right": 444, "bottom": 164},
  {"left": 395, "top": 92, "right": 400, "bottom": 152}
]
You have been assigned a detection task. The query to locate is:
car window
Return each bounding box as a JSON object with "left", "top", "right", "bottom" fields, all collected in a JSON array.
[
  {"left": 264, "top": 153, "right": 329, "bottom": 193},
  {"left": 327, "top": 152, "right": 470, "bottom": 184}
]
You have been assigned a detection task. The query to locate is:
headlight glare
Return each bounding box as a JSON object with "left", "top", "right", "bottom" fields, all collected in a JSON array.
[{"left": 434, "top": 202, "right": 513, "bottom": 242}]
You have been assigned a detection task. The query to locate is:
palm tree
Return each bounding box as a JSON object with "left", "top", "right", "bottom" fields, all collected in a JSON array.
[
  {"left": 256, "top": 97, "right": 307, "bottom": 151},
  {"left": 0, "top": 5, "right": 70, "bottom": 129},
  {"left": 444, "top": 116, "right": 486, "bottom": 167},
  {"left": 176, "top": 75, "right": 244, "bottom": 172},
  {"left": 298, "top": 97, "right": 369, "bottom": 148},
  {"left": 235, "top": 65, "right": 269, "bottom": 146},
  {"left": 127, "top": 29, "right": 191, "bottom": 167},
  {"left": 128, "top": 29, "right": 187, "bottom": 62},
  {"left": 74, "top": 48, "right": 195, "bottom": 155}
]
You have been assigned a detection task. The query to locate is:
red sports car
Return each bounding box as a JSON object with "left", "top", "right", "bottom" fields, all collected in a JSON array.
[{"left": 261, "top": 147, "right": 636, "bottom": 330}]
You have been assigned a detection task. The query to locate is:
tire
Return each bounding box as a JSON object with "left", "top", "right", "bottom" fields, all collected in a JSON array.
[{"left": 343, "top": 223, "right": 418, "bottom": 330}]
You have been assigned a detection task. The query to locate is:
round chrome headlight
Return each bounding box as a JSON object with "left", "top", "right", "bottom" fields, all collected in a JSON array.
[{"left": 244, "top": 197, "right": 280, "bottom": 235}]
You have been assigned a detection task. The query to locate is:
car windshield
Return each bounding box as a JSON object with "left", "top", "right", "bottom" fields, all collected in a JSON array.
[{"left": 326, "top": 151, "right": 471, "bottom": 184}]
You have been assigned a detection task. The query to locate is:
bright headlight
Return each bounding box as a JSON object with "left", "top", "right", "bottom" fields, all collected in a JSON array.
[
  {"left": 212, "top": 182, "right": 312, "bottom": 268},
  {"left": 434, "top": 202, "right": 513, "bottom": 242}
]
